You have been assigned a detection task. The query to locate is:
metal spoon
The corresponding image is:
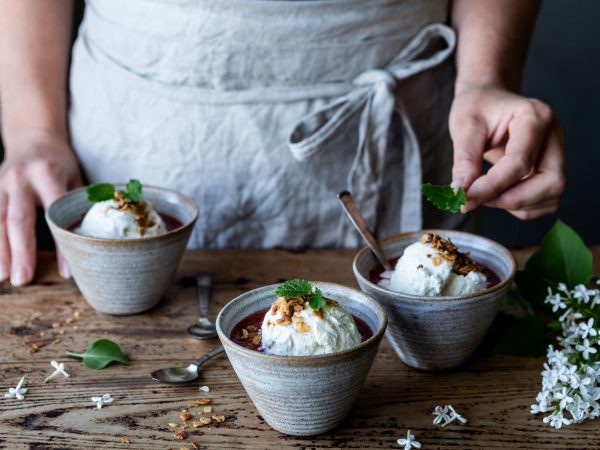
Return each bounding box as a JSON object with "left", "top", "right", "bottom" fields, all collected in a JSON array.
[
  {"left": 151, "top": 345, "right": 225, "bottom": 383},
  {"left": 187, "top": 271, "right": 218, "bottom": 340},
  {"left": 337, "top": 191, "right": 393, "bottom": 271}
]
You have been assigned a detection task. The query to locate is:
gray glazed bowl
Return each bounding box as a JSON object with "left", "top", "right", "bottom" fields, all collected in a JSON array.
[
  {"left": 216, "top": 282, "right": 387, "bottom": 436},
  {"left": 353, "top": 230, "right": 516, "bottom": 371},
  {"left": 46, "top": 185, "right": 198, "bottom": 315}
]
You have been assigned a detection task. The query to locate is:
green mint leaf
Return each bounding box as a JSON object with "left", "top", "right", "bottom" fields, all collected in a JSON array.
[
  {"left": 421, "top": 183, "right": 466, "bottom": 213},
  {"left": 124, "top": 179, "right": 143, "bottom": 202},
  {"left": 525, "top": 219, "right": 593, "bottom": 289},
  {"left": 308, "top": 287, "right": 326, "bottom": 311},
  {"left": 86, "top": 183, "right": 115, "bottom": 203},
  {"left": 275, "top": 279, "right": 313, "bottom": 298},
  {"left": 66, "top": 339, "right": 130, "bottom": 370}
]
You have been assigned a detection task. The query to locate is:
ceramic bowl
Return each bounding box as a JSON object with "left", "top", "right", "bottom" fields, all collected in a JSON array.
[
  {"left": 353, "top": 230, "right": 516, "bottom": 371},
  {"left": 216, "top": 282, "right": 387, "bottom": 436},
  {"left": 46, "top": 185, "right": 198, "bottom": 315}
]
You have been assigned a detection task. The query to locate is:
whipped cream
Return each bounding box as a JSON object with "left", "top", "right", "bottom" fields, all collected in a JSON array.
[
  {"left": 379, "top": 233, "right": 487, "bottom": 297},
  {"left": 76, "top": 199, "right": 166, "bottom": 239},
  {"left": 260, "top": 297, "right": 361, "bottom": 356}
]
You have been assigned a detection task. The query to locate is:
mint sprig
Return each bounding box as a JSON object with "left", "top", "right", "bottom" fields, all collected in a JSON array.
[
  {"left": 86, "top": 179, "right": 144, "bottom": 204},
  {"left": 66, "top": 338, "right": 130, "bottom": 369},
  {"left": 124, "top": 179, "right": 143, "bottom": 202},
  {"left": 421, "top": 183, "right": 466, "bottom": 213},
  {"left": 86, "top": 183, "right": 115, "bottom": 203},
  {"left": 275, "top": 279, "right": 327, "bottom": 311}
]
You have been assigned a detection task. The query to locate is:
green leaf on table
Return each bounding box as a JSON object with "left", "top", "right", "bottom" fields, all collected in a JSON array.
[
  {"left": 309, "top": 287, "right": 326, "bottom": 311},
  {"left": 66, "top": 339, "right": 130, "bottom": 369},
  {"left": 525, "top": 219, "right": 593, "bottom": 289},
  {"left": 495, "top": 315, "right": 551, "bottom": 357},
  {"left": 124, "top": 179, "right": 143, "bottom": 202},
  {"left": 275, "top": 279, "right": 313, "bottom": 299},
  {"left": 420, "top": 183, "right": 466, "bottom": 213},
  {"left": 86, "top": 183, "right": 115, "bottom": 203}
]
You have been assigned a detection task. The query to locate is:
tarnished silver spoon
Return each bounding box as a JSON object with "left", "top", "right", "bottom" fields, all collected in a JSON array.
[
  {"left": 338, "top": 191, "right": 393, "bottom": 271},
  {"left": 151, "top": 345, "right": 225, "bottom": 383},
  {"left": 187, "top": 271, "right": 218, "bottom": 340}
]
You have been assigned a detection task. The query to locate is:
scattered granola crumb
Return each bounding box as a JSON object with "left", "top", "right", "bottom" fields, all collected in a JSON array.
[
  {"left": 203, "top": 406, "right": 213, "bottom": 413},
  {"left": 121, "top": 436, "right": 130, "bottom": 444},
  {"left": 180, "top": 412, "right": 192, "bottom": 421},
  {"left": 174, "top": 431, "right": 187, "bottom": 441},
  {"left": 211, "top": 415, "right": 225, "bottom": 423},
  {"left": 195, "top": 398, "right": 211, "bottom": 405},
  {"left": 192, "top": 417, "right": 212, "bottom": 427},
  {"left": 52, "top": 338, "right": 61, "bottom": 345},
  {"left": 168, "top": 422, "right": 179, "bottom": 428}
]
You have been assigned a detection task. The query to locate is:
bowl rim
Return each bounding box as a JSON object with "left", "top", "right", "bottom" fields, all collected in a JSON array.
[
  {"left": 45, "top": 184, "right": 199, "bottom": 245},
  {"left": 216, "top": 281, "right": 388, "bottom": 361},
  {"left": 352, "top": 229, "right": 517, "bottom": 302}
]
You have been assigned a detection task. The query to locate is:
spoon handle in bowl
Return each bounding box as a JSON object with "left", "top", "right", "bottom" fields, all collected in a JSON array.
[{"left": 337, "top": 191, "right": 393, "bottom": 271}]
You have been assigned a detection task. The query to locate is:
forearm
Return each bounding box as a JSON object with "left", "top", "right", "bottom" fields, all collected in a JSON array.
[
  {"left": 451, "top": 0, "right": 540, "bottom": 94},
  {"left": 0, "top": 0, "right": 74, "bottom": 153}
]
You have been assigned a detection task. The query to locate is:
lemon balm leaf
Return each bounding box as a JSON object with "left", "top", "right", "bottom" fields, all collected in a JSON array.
[
  {"left": 274, "top": 279, "right": 313, "bottom": 298},
  {"left": 421, "top": 183, "right": 466, "bottom": 213},
  {"left": 309, "top": 287, "right": 326, "bottom": 311},
  {"left": 66, "top": 339, "right": 130, "bottom": 370},
  {"left": 125, "top": 179, "right": 143, "bottom": 202},
  {"left": 86, "top": 183, "right": 115, "bottom": 203}
]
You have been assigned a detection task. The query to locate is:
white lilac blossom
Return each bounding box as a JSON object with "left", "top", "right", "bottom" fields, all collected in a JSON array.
[
  {"left": 397, "top": 430, "right": 421, "bottom": 450},
  {"left": 91, "top": 393, "right": 114, "bottom": 409},
  {"left": 43, "top": 361, "right": 70, "bottom": 384},
  {"left": 4, "top": 375, "right": 28, "bottom": 401},
  {"left": 531, "top": 283, "right": 600, "bottom": 429},
  {"left": 432, "top": 404, "right": 468, "bottom": 427}
]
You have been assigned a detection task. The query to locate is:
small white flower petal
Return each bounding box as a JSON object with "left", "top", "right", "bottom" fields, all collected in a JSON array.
[{"left": 199, "top": 385, "right": 210, "bottom": 392}]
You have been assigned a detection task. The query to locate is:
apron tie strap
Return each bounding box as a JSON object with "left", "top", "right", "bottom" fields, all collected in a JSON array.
[{"left": 288, "top": 23, "right": 456, "bottom": 245}]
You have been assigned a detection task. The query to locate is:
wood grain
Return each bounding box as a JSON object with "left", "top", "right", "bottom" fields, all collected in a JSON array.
[{"left": 1, "top": 248, "right": 599, "bottom": 450}]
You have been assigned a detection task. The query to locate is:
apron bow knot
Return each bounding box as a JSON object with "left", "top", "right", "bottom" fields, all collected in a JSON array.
[{"left": 288, "top": 23, "right": 456, "bottom": 245}]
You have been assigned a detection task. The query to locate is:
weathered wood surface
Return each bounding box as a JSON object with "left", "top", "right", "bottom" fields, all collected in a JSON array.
[{"left": 1, "top": 248, "right": 600, "bottom": 450}]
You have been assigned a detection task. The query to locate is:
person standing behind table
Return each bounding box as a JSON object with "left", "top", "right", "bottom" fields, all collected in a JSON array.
[{"left": 0, "top": 0, "right": 565, "bottom": 286}]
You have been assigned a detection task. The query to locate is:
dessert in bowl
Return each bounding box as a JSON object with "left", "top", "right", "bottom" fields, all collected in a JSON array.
[
  {"left": 353, "top": 230, "right": 516, "bottom": 370},
  {"left": 216, "top": 280, "right": 387, "bottom": 436},
  {"left": 46, "top": 180, "right": 198, "bottom": 315}
]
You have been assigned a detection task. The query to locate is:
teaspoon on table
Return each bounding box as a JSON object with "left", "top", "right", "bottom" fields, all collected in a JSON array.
[
  {"left": 337, "top": 191, "right": 393, "bottom": 271},
  {"left": 151, "top": 345, "right": 225, "bottom": 383},
  {"left": 187, "top": 271, "right": 218, "bottom": 340}
]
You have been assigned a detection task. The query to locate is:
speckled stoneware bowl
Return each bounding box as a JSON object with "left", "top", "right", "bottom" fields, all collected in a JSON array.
[
  {"left": 46, "top": 185, "right": 198, "bottom": 315},
  {"left": 353, "top": 230, "right": 516, "bottom": 371},
  {"left": 217, "top": 282, "right": 387, "bottom": 436}
]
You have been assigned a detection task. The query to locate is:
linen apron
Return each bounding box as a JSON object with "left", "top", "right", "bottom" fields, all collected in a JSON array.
[{"left": 69, "top": 0, "right": 475, "bottom": 249}]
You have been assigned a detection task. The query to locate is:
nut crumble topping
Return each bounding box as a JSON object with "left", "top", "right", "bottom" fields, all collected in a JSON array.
[
  {"left": 112, "top": 191, "right": 155, "bottom": 236},
  {"left": 420, "top": 233, "right": 485, "bottom": 275}
]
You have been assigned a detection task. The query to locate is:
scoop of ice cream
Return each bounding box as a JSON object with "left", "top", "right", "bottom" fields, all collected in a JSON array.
[
  {"left": 76, "top": 199, "right": 166, "bottom": 239},
  {"left": 379, "top": 233, "right": 487, "bottom": 296},
  {"left": 260, "top": 296, "right": 361, "bottom": 356}
]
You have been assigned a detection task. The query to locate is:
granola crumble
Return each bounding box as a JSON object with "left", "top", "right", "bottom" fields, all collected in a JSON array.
[{"left": 420, "top": 233, "right": 485, "bottom": 275}]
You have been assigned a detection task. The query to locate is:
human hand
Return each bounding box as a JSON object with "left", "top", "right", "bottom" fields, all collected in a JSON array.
[
  {"left": 449, "top": 82, "right": 566, "bottom": 219},
  {"left": 0, "top": 130, "right": 82, "bottom": 285}
]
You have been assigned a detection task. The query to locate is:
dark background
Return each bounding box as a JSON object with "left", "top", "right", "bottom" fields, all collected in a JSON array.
[{"left": 0, "top": 0, "right": 598, "bottom": 248}]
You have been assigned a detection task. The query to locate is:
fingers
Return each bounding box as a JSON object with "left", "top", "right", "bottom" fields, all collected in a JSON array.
[
  {"left": 450, "top": 114, "right": 488, "bottom": 191},
  {"left": 465, "top": 100, "right": 554, "bottom": 208},
  {"left": 28, "top": 160, "right": 71, "bottom": 279},
  {"left": 483, "top": 122, "right": 566, "bottom": 217},
  {"left": 0, "top": 192, "right": 10, "bottom": 281},
  {"left": 6, "top": 183, "right": 37, "bottom": 286}
]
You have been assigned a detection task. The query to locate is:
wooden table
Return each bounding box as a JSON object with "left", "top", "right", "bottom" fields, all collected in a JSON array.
[{"left": 1, "top": 248, "right": 600, "bottom": 450}]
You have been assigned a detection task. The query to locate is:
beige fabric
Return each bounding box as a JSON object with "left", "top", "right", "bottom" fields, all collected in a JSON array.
[{"left": 69, "top": 0, "right": 472, "bottom": 249}]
